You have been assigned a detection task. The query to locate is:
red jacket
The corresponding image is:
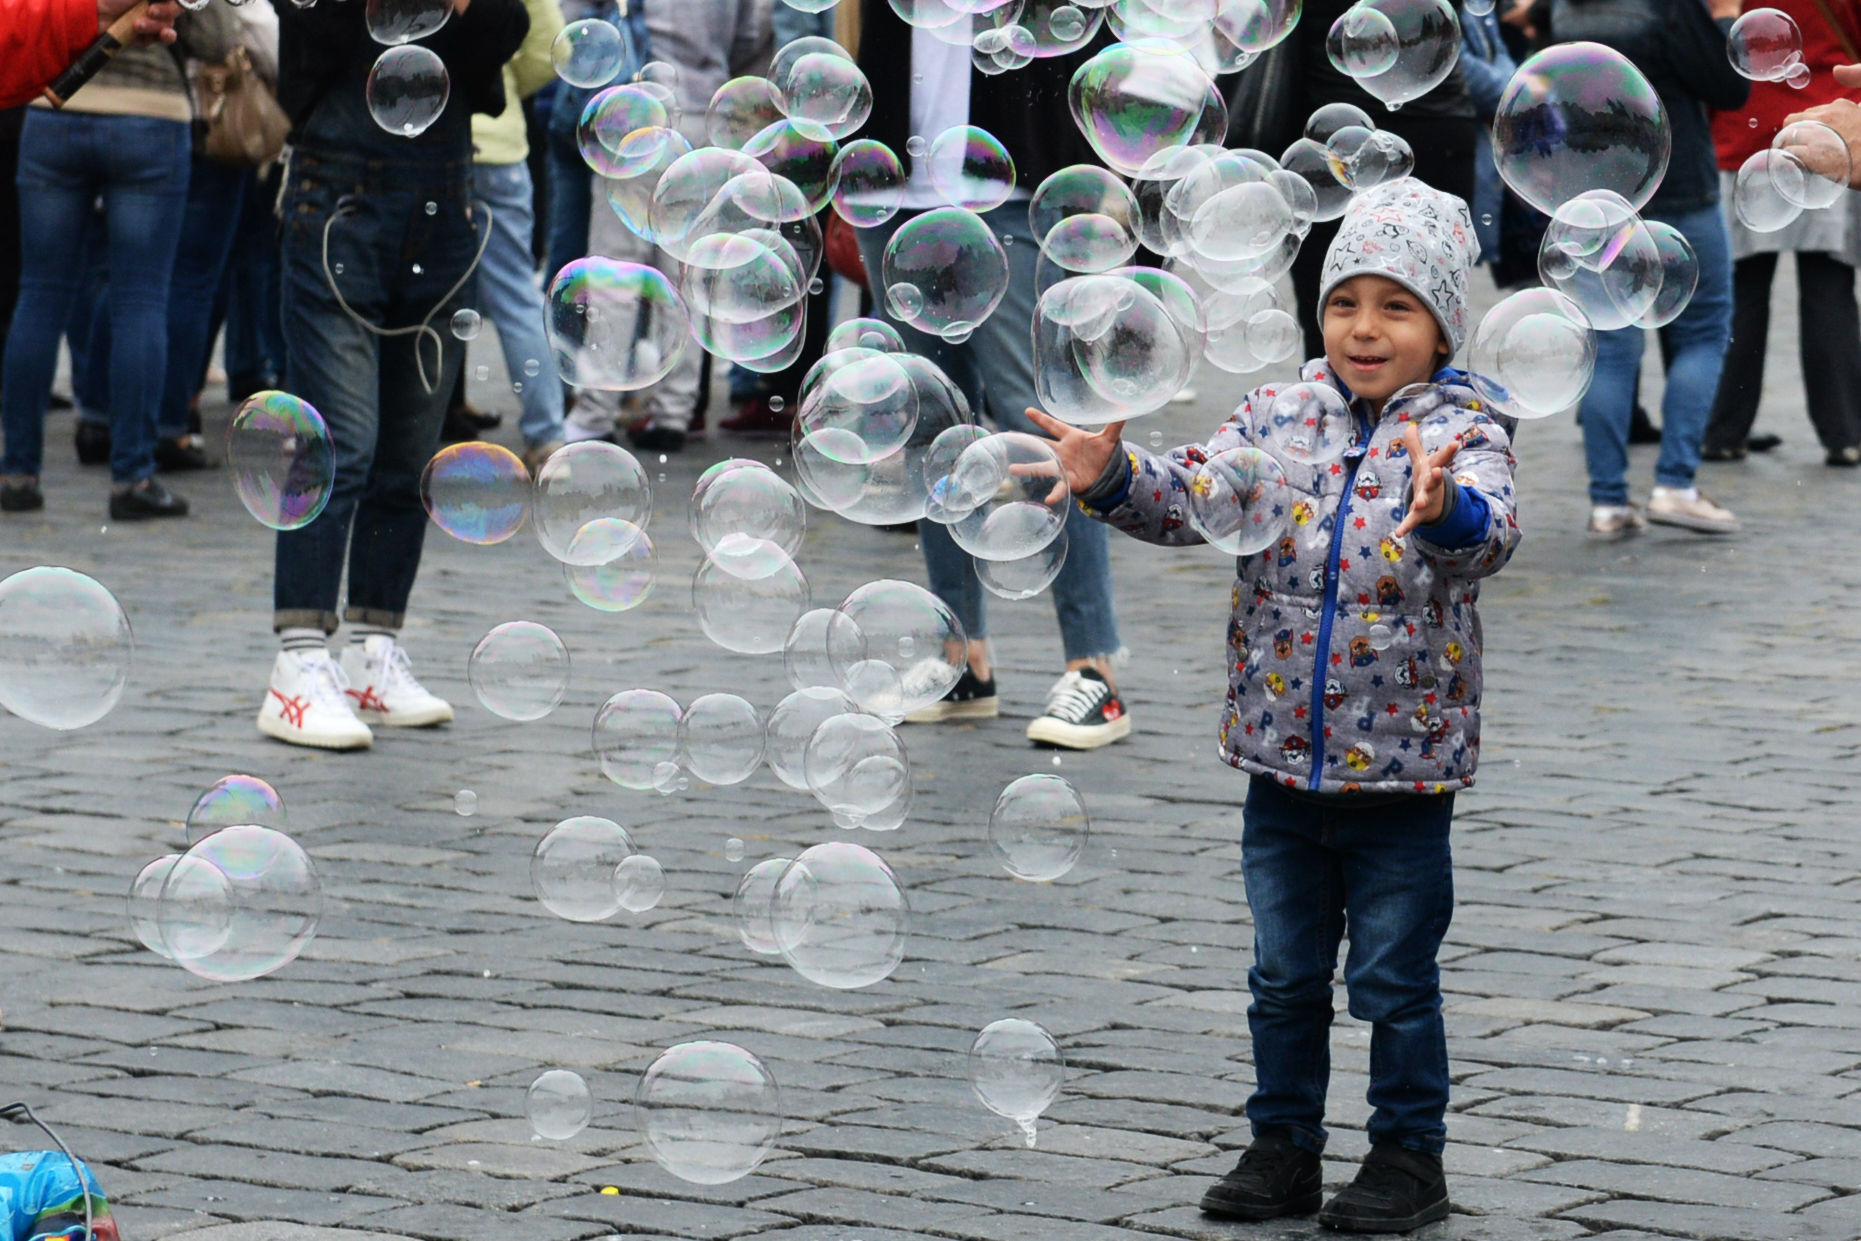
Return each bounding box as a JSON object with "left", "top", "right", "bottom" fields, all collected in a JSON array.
[
  {"left": 1714, "top": 0, "right": 1861, "bottom": 167},
  {"left": 1, "top": 0, "right": 99, "bottom": 109}
]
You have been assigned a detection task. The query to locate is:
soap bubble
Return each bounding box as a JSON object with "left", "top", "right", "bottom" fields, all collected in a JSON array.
[
  {"left": 553, "top": 18, "right": 626, "bottom": 88},
  {"left": 1493, "top": 42, "right": 1671, "bottom": 215},
  {"left": 128, "top": 855, "right": 186, "bottom": 958},
  {"left": 1537, "top": 192, "right": 1663, "bottom": 330},
  {"left": 159, "top": 825, "right": 321, "bottom": 982},
  {"left": 366, "top": 46, "right": 450, "bottom": 137},
  {"left": 742, "top": 119, "right": 841, "bottom": 213},
  {"left": 1336, "top": 0, "right": 1460, "bottom": 108},
  {"left": 1305, "top": 101, "right": 1377, "bottom": 144},
  {"left": 1263, "top": 382, "right": 1352, "bottom": 464},
  {"left": 635, "top": 1041, "right": 782, "bottom": 1184},
  {"left": 139, "top": 854, "right": 226, "bottom": 960},
  {"left": 926, "top": 125, "right": 1017, "bottom": 212},
  {"left": 527, "top": 1070, "right": 592, "bottom": 1140},
  {"left": 225, "top": 390, "right": 334, "bottom": 531},
  {"left": 605, "top": 128, "right": 694, "bottom": 245},
  {"left": 455, "top": 789, "right": 476, "bottom": 815},
  {"left": 652, "top": 148, "right": 763, "bottom": 260},
  {"left": 365, "top": 0, "right": 450, "bottom": 44},
  {"left": 1728, "top": 8, "right": 1802, "bottom": 81},
  {"left": 1068, "top": 43, "right": 1225, "bottom": 176},
  {"left": 772, "top": 841, "right": 909, "bottom": 987},
  {"left": 691, "top": 463, "right": 806, "bottom": 574},
  {"left": 681, "top": 233, "right": 807, "bottom": 365},
  {"left": 1327, "top": 4, "right": 1399, "bottom": 78},
  {"left": 546, "top": 258, "right": 689, "bottom": 391},
  {"left": 1188, "top": 180, "right": 1295, "bottom": 263},
  {"left": 1736, "top": 148, "right": 1805, "bottom": 232},
  {"left": 680, "top": 693, "right": 766, "bottom": 785},
  {"left": 969, "top": 1018, "right": 1064, "bottom": 1146},
  {"left": 532, "top": 816, "right": 635, "bottom": 921},
  {"left": 784, "top": 608, "right": 866, "bottom": 691},
  {"left": 706, "top": 76, "right": 786, "bottom": 150},
  {"left": 1202, "top": 278, "right": 1298, "bottom": 373},
  {"left": 1772, "top": 120, "right": 1850, "bottom": 208},
  {"left": 805, "top": 713, "right": 910, "bottom": 819},
  {"left": 725, "top": 838, "right": 746, "bottom": 862},
  {"left": 780, "top": 50, "right": 873, "bottom": 139},
  {"left": 881, "top": 207, "right": 1010, "bottom": 337},
  {"left": 988, "top": 773, "right": 1089, "bottom": 881},
  {"left": 450, "top": 308, "right": 481, "bottom": 340},
  {"left": 1030, "top": 165, "right": 1140, "bottom": 273},
  {"left": 1186, "top": 446, "right": 1292, "bottom": 554},
  {"left": 792, "top": 431, "right": 872, "bottom": 512},
  {"left": 565, "top": 521, "right": 657, "bottom": 610},
  {"left": 797, "top": 350, "right": 919, "bottom": 464},
  {"left": 829, "top": 354, "right": 975, "bottom": 525},
  {"left": 1466, "top": 287, "right": 1596, "bottom": 419},
  {"left": 825, "top": 316, "right": 906, "bottom": 354},
  {"left": 594, "top": 690, "right": 683, "bottom": 790},
  {"left": 1278, "top": 138, "right": 1355, "bottom": 222},
  {"left": 187, "top": 775, "right": 286, "bottom": 844},
  {"left": 831, "top": 140, "right": 906, "bottom": 228},
  {"left": 468, "top": 621, "right": 569, "bottom": 722},
  {"left": 615, "top": 854, "right": 666, "bottom": 912},
  {"left": 532, "top": 441, "right": 652, "bottom": 564},
  {"left": 0, "top": 567, "right": 133, "bottom": 730},
  {"left": 1631, "top": 221, "right": 1698, "bottom": 330},
  {"left": 858, "top": 770, "right": 913, "bottom": 830},
  {"left": 1034, "top": 274, "right": 1196, "bottom": 426},
  {"left": 975, "top": 528, "right": 1068, "bottom": 601},
  {"left": 766, "top": 687, "right": 855, "bottom": 789},
  {"left": 734, "top": 857, "right": 790, "bottom": 953},
  {"left": 833, "top": 580, "right": 967, "bottom": 718},
  {"left": 693, "top": 554, "right": 810, "bottom": 654},
  {"left": 578, "top": 84, "right": 671, "bottom": 178},
  {"left": 420, "top": 442, "right": 530, "bottom": 544},
  {"left": 940, "top": 432, "right": 1070, "bottom": 562}
]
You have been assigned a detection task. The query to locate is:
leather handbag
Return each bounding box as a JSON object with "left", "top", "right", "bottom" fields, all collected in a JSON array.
[{"left": 198, "top": 45, "right": 291, "bottom": 167}]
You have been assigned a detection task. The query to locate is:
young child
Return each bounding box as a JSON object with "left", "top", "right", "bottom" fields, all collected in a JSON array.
[
  {"left": 1028, "top": 180, "right": 1520, "bottom": 1233},
  {"left": 0, "top": 1149, "right": 118, "bottom": 1241}
]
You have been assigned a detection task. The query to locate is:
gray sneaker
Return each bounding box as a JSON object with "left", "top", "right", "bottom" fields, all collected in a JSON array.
[
  {"left": 1647, "top": 486, "right": 1738, "bottom": 534},
  {"left": 1587, "top": 503, "right": 1645, "bottom": 539}
]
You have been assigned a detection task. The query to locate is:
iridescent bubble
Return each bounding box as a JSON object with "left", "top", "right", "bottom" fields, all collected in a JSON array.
[
  {"left": 691, "top": 463, "right": 806, "bottom": 574},
  {"left": 969, "top": 1018, "right": 1064, "bottom": 1146},
  {"left": 1772, "top": 120, "right": 1850, "bottom": 208},
  {"left": 225, "top": 391, "right": 334, "bottom": 531},
  {"left": 0, "top": 567, "right": 133, "bottom": 730},
  {"left": 742, "top": 119, "right": 841, "bottom": 213},
  {"left": 159, "top": 825, "right": 320, "bottom": 982},
  {"left": 1304, "top": 101, "right": 1376, "bottom": 144},
  {"left": 975, "top": 527, "right": 1068, "bottom": 601},
  {"left": 604, "top": 128, "right": 694, "bottom": 245},
  {"left": 906, "top": 134, "right": 928, "bottom": 157},
  {"left": 792, "top": 430, "right": 871, "bottom": 512},
  {"left": 1736, "top": 148, "right": 1805, "bottom": 232},
  {"left": 545, "top": 258, "right": 689, "bottom": 391},
  {"left": 725, "top": 837, "right": 746, "bottom": 862},
  {"left": 1537, "top": 191, "right": 1663, "bottom": 330},
  {"left": 578, "top": 84, "right": 671, "bottom": 178},
  {"left": 455, "top": 789, "right": 476, "bottom": 816},
  {"left": 1068, "top": 42, "right": 1225, "bottom": 176},
  {"left": 553, "top": 18, "right": 626, "bottom": 88},
  {"left": 825, "top": 316, "right": 906, "bottom": 354},
  {"left": 881, "top": 208, "right": 1010, "bottom": 337},
  {"left": 689, "top": 170, "right": 824, "bottom": 285},
  {"left": 450, "top": 308, "right": 482, "bottom": 340},
  {"left": 593, "top": 690, "right": 683, "bottom": 790},
  {"left": 804, "top": 713, "right": 910, "bottom": 821},
  {"left": 468, "top": 621, "right": 569, "bottom": 722},
  {"left": 781, "top": 51, "right": 874, "bottom": 139},
  {"left": 1264, "top": 382, "right": 1352, "bottom": 464},
  {"left": 680, "top": 693, "right": 766, "bottom": 785},
  {"left": 128, "top": 855, "right": 185, "bottom": 958},
  {"left": 1033, "top": 274, "right": 1196, "bottom": 426},
  {"left": 784, "top": 608, "right": 866, "bottom": 691},
  {"left": 366, "top": 45, "right": 449, "bottom": 138},
  {"left": 1335, "top": 0, "right": 1459, "bottom": 108},
  {"left": 797, "top": 350, "right": 920, "bottom": 464},
  {"left": 926, "top": 125, "right": 1017, "bottom": 212},
  {"left": 365, "top": 0, "right": 450, "bottom": 46},
  {"left": 1493, "top": 42, "right": 1671, "bottom": 215},
  {"left": 532, "top": 816, "right": 635, "bottom": 921},
  {"left": 1186, "top": 446, "right": 1292, "bottom": 554},
  {"left": 1728, "top": 7, "right": 1802, "bottom": 81},
  {"left": 832, "top": 139, "right": 907, "bottom": 228},
  {"left": 420, "top": 442, "right": 531, "bottom": 544},
  {"left": 831, "top": 354, "right": 975, "bottom": 526},
  {"left": 942, "top": 432, "right": 1070, "bottom": 562},
  {"left": 565, "top": 521, "right": 657, "bottom": 611},
  {"left": 734, "top": 856, "right": 789, "bottom": 953},
  {"left": 1188, "top": 180, "right": 1294, "bottom": 263},
  {"left": 635, "top": 1042, "right": 782, "bottom": 1184},
  {"left": 1278, "top": 138, "right": 1354, "bottom": 222},
  {"left": 766, "top": 687, "right": 855, "bottom": 789},
  {"left": 614, "top": 854, "right": 666, "bottom": 912},
  {"left": 693, "top": 554, "right": 811, "bottom": 654},
  {"left": 1466, "top": 287, "right": 1597, "bottom": 419},
  {"left": 1326, "top": 4, "right": 1399, "bottom": 78},
  {"left": 706, "top": 76, "right": 786, "bottom": 150},
  {"left": 680, "top": 232, "right": 807, "bottom": 364},
  {"left": 772, "top": 841, "right": 909, "bottom": 987},
  {"left": 833, "top": 580, "right": 967, "bottom": 718},
  {"left": 527, "top": 1069, "right": 592, "bottom": 1140},
  {"left": 532, "top": 441, "right": 651, "bottom": 563},
  {"left": 187, "top": 775, "right": 286, "bottom": 844},
  {"left": 1030, "top": 165, "right": 1139, "bottom": 273},
  {"left": 651, "top": 146, "right": 763, "bottom": 256}
]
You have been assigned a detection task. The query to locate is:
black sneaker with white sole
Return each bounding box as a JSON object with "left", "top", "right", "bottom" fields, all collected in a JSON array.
[
  {"left": 1025, "top": 667, "right": 1131, "bottom": 749},
  {"left": 903, "top": 669, "right": 998, "bottom": 723}
]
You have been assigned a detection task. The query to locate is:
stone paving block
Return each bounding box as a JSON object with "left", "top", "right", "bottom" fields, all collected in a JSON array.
[
  {"left": 1509, "top": 1129, "right": 1798, "bottom": 1175},
  {"left": 1758, "top": 1159, "right": 1861, "bottom": 1193},
  {"left": 355, "top": 1203, "right": 602, "bottom": 1241},
  {"left": 108, "top": 1204, "right": 230, "bottom": 1240},
  {"left": 134, "top": 1146, "right": 408, "bottom": 1194},
  {"left": 922, "top": 1147, "right": 1163, "bottom": 1184},
  {"left": 123, "top": 1181, "right": 405, "bottom": 1226},
  {"left": 1557, "top": 1200, "right": 1854, "bottom": 1241},
  {"left": 1447, "top": 1175, "right": 1605, "bottom": 1218},
  {"left": 185, "top": 1119, "right": 439, "bottom": 1161},
  {"left": 571, "top": 1164, "right": 810, "bottom": 1204},
  {"left": 918, "top": 1177, "right": 1186, "bottom": 1222},
  {"left": 750, "top": 1186, "right": 992, "bottom": 1231},
  {"left": 1722, "top": 1123, "right": 1861, "bottom": 1159},
  {"left": 1518, "top": 1159, "right": 1830, "bottom": 1211},
  {"left": 1446, "top": 999, "right": 1652, "bottom": 1028},
  {"left": 541, "top": 1190, "right": 797, "bottom": 1238},
  {"left": 1454, "top": 1068, "right": 1717, "bottom": 1106},
  {"left": 143, "top": 1224, "right": 419, "bottom": 1241}
]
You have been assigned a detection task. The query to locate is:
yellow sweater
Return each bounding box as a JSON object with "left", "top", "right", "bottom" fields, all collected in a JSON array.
[{"left": 472, "top": 0, "right": 565, "bottom": 165}]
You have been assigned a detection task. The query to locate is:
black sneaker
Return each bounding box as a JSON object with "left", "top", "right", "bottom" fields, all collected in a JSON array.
[
  {"left": 1025, "top": 667, "right": 1131, "bottom": 750},
  {"left": 75, "top": 419, "right": 111, "bottom": 465},
  {"left": 1749, "top": 433, "right": 1783, "bottom": 453},
  {"left": 1827, "top": 446, "right": 1861, "bottom": 467},
  {"left": 903, "top": 668, "right": 999, "bottom": 723},
  {"left": 109, "top": 479, "right": 189, "bottom": 520},
  {"left": 627, "top": 419, "right": 687, "bottom": 453},
  {"left": 1318, "top": 1143, "right": 1450, "bottom": 1233},
  {"left": 154, "top": 436, "right": 216, "bottom": 472},
  {"left": 1200, "top": 1130, "right": 1323, "bottom": 1221},
  {"left": 1, "top": 478, "right": 44, "bottom": 513}
]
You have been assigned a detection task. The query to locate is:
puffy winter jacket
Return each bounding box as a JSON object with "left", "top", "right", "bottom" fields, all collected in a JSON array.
[{"left": 1080, "top": 359, "right": 1522, "bottom": 795}]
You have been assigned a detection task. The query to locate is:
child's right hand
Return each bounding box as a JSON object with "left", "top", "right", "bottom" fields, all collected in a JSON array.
[{"left": 1023, "top": 408, "right": 1128, "bottom": 499}]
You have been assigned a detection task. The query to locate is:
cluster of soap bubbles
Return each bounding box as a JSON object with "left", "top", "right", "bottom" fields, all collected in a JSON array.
[
  {"left": 128, "top": 775, "right": 321, "bottom": 982},
  {"left": 1534, "top": 189, "right": 1700, "bottom": 337},
  {"left": 531, "top": 815, "right": 666, "bottom": 919},
  {"left": 1736, "top": 120, "right": 1852, "bottom": 233},
  {"left": 1324, "top": 0, "right": 1463, "bottom": 109},
  {"left": 1727, "top": 8, "right": 1809, "bottom": 87}
]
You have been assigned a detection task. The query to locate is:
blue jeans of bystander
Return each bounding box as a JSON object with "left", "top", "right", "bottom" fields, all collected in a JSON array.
[{"left": 472, "top": 161, "right": 564, "bottom": 447}]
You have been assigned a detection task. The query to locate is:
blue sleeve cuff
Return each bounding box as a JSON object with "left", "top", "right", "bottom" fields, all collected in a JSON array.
[
  {"left": 1418, "top": 477, "right": 1490, "bottom": 551},
  {"left": 1079, "top": 450, "right": 1134, "bottom": 512}
]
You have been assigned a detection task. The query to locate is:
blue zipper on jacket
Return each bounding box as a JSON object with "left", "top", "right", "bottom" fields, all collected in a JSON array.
[{"left": 1306, "top": 447, "right": 1365, "bottom": 791}]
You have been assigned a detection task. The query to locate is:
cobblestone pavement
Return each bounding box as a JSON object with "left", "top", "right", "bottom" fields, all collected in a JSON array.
[{"left": 6, "top": 262, "right": 1861, "bottom": 1241}]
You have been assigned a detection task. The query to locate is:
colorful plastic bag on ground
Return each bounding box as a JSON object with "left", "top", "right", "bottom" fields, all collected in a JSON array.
[{"left": 0, "top": 1151, "right": 116, "bottom": 1241}]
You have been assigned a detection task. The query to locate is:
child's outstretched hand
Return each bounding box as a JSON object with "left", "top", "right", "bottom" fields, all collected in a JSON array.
[
  {"left": 1022, "top": 408, "right": 1128, "bottom": 500},
  {"left": 1393, "top": 423, "right": 1460, "bottom": 539}
]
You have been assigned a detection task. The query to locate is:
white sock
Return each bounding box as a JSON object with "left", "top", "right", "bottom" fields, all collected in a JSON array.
[
  {"left": 280, "top": 627, "right": 326, "bottom": 654},
  {"left": 348, "top": 624, "right": 397, "bottom": 648}
]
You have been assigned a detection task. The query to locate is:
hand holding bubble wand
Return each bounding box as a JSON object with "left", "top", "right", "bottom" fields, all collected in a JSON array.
[{"left": 43, "top": 0, "right": 186, "bottom": 108}]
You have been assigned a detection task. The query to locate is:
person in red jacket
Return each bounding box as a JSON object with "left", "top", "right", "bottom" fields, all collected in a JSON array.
[
  {"left": 0, "top": 0, "right": 183, "bottom": 110},
  {"left": 1704, "top": 0, "right": 1861, "bottom": 465}
]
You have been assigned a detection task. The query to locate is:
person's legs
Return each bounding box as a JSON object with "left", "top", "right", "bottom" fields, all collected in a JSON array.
[
  {"left": 0, "top": 106, "right": 23, "bottom": 352},
  {"left": 579, "top": 203, "right": 701, "bottom": 440},
  {"left": 471, "top": 161, "right": 564, "bottom": 451},
  {"left": 1649, "top": 204, "right": 1733, "bottom": 493},
  {"left": 158, "top": 157, "right": 247, "bottom": 443},
  {"left": 1796, "top": 251, "right": 1861, "bottom": 454},
  {"left": 1577, "top": 326, "right": 1644, "bottom": 507},
  {"left": 544, "top": 126, "right": 593, "bottom": 286},
  {"left": 1702, "top": 251, "right": 1776, "bottom": 455}
]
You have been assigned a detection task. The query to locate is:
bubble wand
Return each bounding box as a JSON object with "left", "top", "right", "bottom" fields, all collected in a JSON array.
[{"left": 42, "top": 1, "right": 150, "bottom": 109}]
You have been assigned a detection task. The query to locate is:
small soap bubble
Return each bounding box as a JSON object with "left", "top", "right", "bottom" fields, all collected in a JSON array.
[
  {"left": 450, "top": 308, "right": 481, "bottom": 340},
  {"left": 635, "top": 1041, "right": 782, "bottom": 1183},
  {"left": 1148, "top": 430, "right": 1163, "bottom": 447},
  {"left": 226, "top": 391, "right": 335, "bottom": 531},
  {"left": 770, "top": 395, "right": 786, "bottom": 412},
  {"left": 475, "top": 365, "right": 490, "bottom": 381},
  {"left": 906, "top": 135, "right": 927, "bottom": 156},
  {"left": 725, "top": 837, "right": 746, "bottom": 862},
  {"left": 989, "top": 774, "right": 1089, "bottom": 882},
  {"left": 969, "top": 1018, "right": 1064, "bottom": 1147},
  {"left": 187, "top": 775, "right": 286, "bottom": 843},
  {"left": 156, "top": 825, "right": 321, "bottom": 982},
  {"left": 524, "top": 358, "right": 542, "bottom": 378},
  {"left": 1368, "top": 623, "right": 1393, "bottom": 650},
  {"left": 552, "top": 18, "right": 626, "bottom": 89},
  {"left": 1728, "top": 7, "right": 1803, "bottom": 82},
  {"left": 526, "top": 1069, "right": 592, "bottom": 1140},
  {"left": 424, "top": 200, "right": 438, "bottom": 215},
  {"left": 0, "top": 567, "right": 133, "bottom": 730},
  {"left": 469, "top": 621, "right": 569, "bottom": 721},
  {"left": 455, "top": 789, "right": 477, "bottom": 816},
  {"left": 809, "top": 277, "right": 825, "bottom": 295},
  {"left": 614, "top": 854, "right": 666, "bottom": 912},
  {"left": 512, "top": 382, "right": 523, "bottom": 394}
]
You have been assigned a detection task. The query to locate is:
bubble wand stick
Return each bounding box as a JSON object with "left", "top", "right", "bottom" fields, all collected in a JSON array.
[{"left": 42, "top": 1, "right": 150, "bottom": 108}]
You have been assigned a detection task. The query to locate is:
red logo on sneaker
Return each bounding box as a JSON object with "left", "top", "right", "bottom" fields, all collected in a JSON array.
[
  {"left": 270, "top": 689, "right": 309, "bottom": 728},
  {"left": 1102, "top": 700, "right": 1124, "bottom": 722},
  {"left": 347, "top": 686, "right": 387, "bottom": 713}
]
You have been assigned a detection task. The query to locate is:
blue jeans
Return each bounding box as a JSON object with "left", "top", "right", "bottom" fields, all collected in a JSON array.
[
  {"left": 159, "top": 158, "right": 247, "bottom": 437},
  {"left": 855, "top": 205, "right": 1122, "bottom": 661},
  {"left": 222, "top": 164, "right": 287, "bottom": 386},
  {"left": 1242, "top": 776, "right": 1456, "bottom": 1155},
  {"left": 473, "top": 161, "right": 563, "bottom": 446},
  {"left": 274, "top": 147, "right": 478, "bottom": 632},
  {"left": 544, "top": 123, "right": 592, "bottom": 286},
  {"left": 2, "top": 111, "right": 189, "bottom": 483},
  {"left": 1579, "top": 203, "right": 1733, "bottom": 506}
]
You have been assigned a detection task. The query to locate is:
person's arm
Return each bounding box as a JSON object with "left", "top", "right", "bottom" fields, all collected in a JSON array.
[
  {"left": 0, "top": 0, "right": 178, "bottom": 107},
  {"left": 1397, "top": 416, "right": 1521, "bottom": 579},
  {"left": 1784, "top": 65, "right": 1861, "bottom": 186},
  {"left": 437, "top": 0, "right": 529, "bottom": 116},
  {"left": 509, "top": 0, "right": 563, "bottom": 99},
  {"left": 1669, "top": 0, "right": 1751, "bottom": 111}
]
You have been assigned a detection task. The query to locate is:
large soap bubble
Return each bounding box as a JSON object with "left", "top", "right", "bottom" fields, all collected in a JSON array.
[
  {"left": 833, "top": 580, "right": 967, "bottom": 718},
  {"left": 826, "top": 354, "right": 975, "bottom": 525},
  {"left": 0, "top": 567, "right": 132, "bottom": 730},
  {"left": 707, "top": 76, "right": 786, "bottom": 150},
  {"left": 635, "top": 1041, "right": 782, "bottom": 1184},
  {"left": 832, "top": 140, "right": 907, "bottom": 228},
  {"left": 976, "top": 529, "right": 1069, "bottom": 601},
  {"left": 1466, "top": 287, "right": 1597, "bottom": 419},
  {"left": 797, "top": 350, "right": 920, "bottom": 464},
  {"left": 187, "top": 775, "right": 286, "bottom": 844},
  {"left": 780, "top": 49, "right": 873, "bottom": 139},
  {"left": 942, "top": 432, "right": 1070, "bottom": 562},
  {"left": 421, "top": 443, "right": 531, "bottom": 543},
  {"left": 742, "top": 119, "right": 841, "bottom": 213},
  {"left": 469, "top": 621, "right": 570, "bottom": 722},
  {"left": 594, "top": 690, "right": 683, "bottom": 789},
  {"left": 1278, "top": 137, "right": 1355, "bottom": 222},
  {"left": 1772, "top": 120, "right": 1851, "bottom": 208},
  {"left": 527, "top": 1070, "right": 593, "bottom": 1140},
  {"left": 532, "top": 816, "right": 635, "bottom": 921},
  {"left": 690, "top": 462, "right": 806, "bottom": 576},
  {"left": 680, "top": 693, "right": 766, "bottom": 785},
  {"left": 546, "top": 259, "right": 689, "bottom": 392},
  {"left": 565, "top": 521, "right": 657, "bottom": 611},
  {"left": 881, "top": 207, "right": 1011, "bottom": 339},
  {"left": 1735, "top": 149, "right": 1806, "bottom": 233},
  {"left": 553, "top": 18, "right": 626, "bottom": 88},
  {"left": 1030, "top": 165, "right": 1140, "bottom": 273},
  {"left": 1332, "top": 0, "right": 1460, "bottom": 109},
  {"left": 970, "top": 1018, "right": 1065, "bottom": 1146},
  {"left": 531, "top": 441, "right": 651, "bottom": 563},
  {"left": 604, "top": 129, "right": 693, "bottom": 245},
  {"left": 734, "top": 856, "right": 791, "bottom": 954},
  {"left": 804, "top": 713, "right": 910, "bottom": 820},
  {"left": 926, "top": 125, "right": 1017, "bottom": 212},
  {"left": 784, "top": 608, "right": 866, "bottom": 692},
  {"left": 128, "top": 854, "right": 187, "bottom": 958},
  {"left": 1728, "top": 8, "right": 1802, "bottom": 81},
  {"left": 1493, "top": 42, "right": 1670, "bottom": 215},
  {"left": 680, "top": 232, "right": 806, "bottom": 364},
  {"left": 772, "top": 841, "right": 909, "bottom": 988},
  {"left": 1034, "top": 274, "right": 1196, "bottom": 427},
  {"left": 365, "top": 0, "right": 451, "bottom": 44},
  {"left": 1186, "top": 446, "right": 1293, "bottom": 554},
  {"left": 651, "top": 148, "right": 763, "bottom": 260},
  {"left": 1263, "top": 382, "right": 1353, "bottom": 464},
  {"left": 158, "top": 825, "right": 321, "bottom": 982},
  {"left": 578, "top": 85, "right": 671, "bottom": 178},
  {"left": 1069, "top": 42, "right": 1225, "bottom": 176},
  {"left": 225, "top": 391, "right": 333, "bottom": 531},
  {"left": 366, "top": 46, "right": 449, "bottom": 138},
  {"left": 1327, "top": 4, "right": 1399, "bottom": 78},
  {"left": 988, "top": 774, "right": 1089, "bottom": 881},
  {"left": 1537, "top": 191, "right": 1663, "bottom": 331},
  {"left": 766, "top": 687, "right": 855, "bottom": 789},
  {"left": 693, "top": 555, "right": 811, "bottom": 654}
]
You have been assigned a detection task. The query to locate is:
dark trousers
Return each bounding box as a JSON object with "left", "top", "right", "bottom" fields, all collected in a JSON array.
[
  {"left": 220, "top": 162, "right": 288, "bottom": 390},
  {"left": 0, "top": 106, "right": 23, "bottom": 352},
  {"left": 274, "top": 147, "right": 475, "bottom": 633},
  {"left": 1292, "top": 117, "right": 1478, "bottom": 361},
  {"left": 1704, "top": 250, "right": 1861, "bottom": 454},
  {"left": 1242, "top": 775, "right": 1455, "bottom": 1156}
]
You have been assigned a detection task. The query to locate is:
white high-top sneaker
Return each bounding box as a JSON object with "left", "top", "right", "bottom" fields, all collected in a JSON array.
[
  {"left": 339, "top": 634, "right": 454, "bottom": 727},
  {"left": 257, "top": 649, "right": 374, "bottom": 750}
]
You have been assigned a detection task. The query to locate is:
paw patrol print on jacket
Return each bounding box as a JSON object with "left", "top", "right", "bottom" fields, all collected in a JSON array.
[{"left": 1082, "top": 359, "right": 1521, "bottom": 795}]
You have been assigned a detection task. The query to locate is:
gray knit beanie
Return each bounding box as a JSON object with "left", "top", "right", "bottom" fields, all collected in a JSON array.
[{"left": 1318, "top": 179, "right": 1481, "bottom": 362}]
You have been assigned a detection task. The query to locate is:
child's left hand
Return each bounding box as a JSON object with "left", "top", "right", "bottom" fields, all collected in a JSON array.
[{"left": 1393, "top": 423, "right": 1460, "bottom": 538}]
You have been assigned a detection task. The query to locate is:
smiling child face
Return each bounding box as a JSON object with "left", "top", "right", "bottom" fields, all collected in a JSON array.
[{"left": 1321, "top": 273, "right": 1449, "bottom": 410}]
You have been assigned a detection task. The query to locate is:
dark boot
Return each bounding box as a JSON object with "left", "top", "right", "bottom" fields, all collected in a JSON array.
[
  {"left": 1318, "top": 1143, "right": 1449, "bottom": 1233},
  {"left": 1, "top": 478, "right": 44, "bottom": 512},
  {"left": 154, "top": 436, "right": 216, "bottom": 472},
  {"left": 1199, "top": 1130, "right": 1324, "bottom": 1221},
  {"left": 109, "top": 478, "right": 189, "bottom": 520}
]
